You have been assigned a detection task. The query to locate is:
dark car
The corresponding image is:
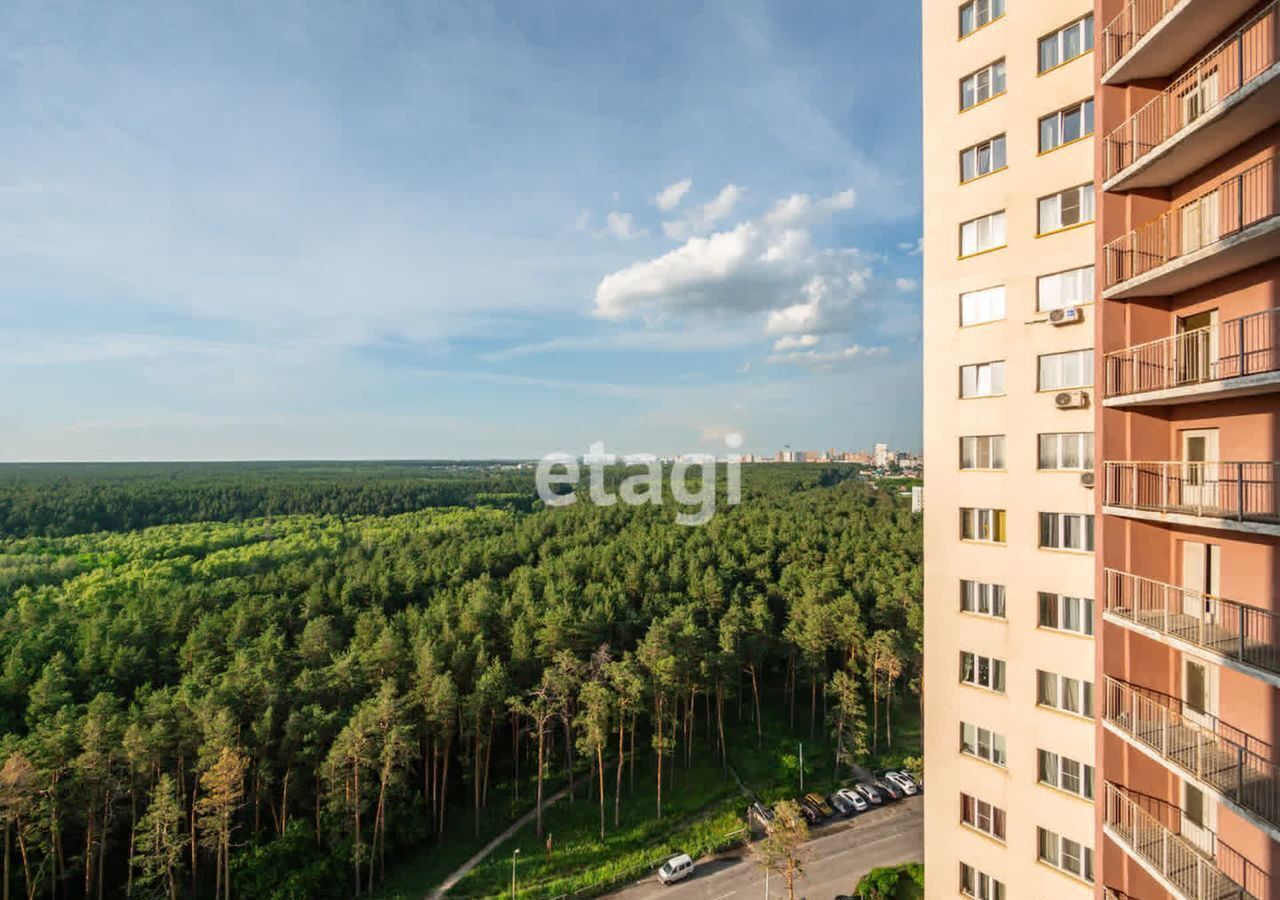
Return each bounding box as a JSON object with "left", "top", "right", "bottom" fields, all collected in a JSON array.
[
  {"left": 874, "top": 777, "right": 903, "bottom": 801},
  {"left": 798, "top": 797, "right": 824, "bottom": 823},
  {"left": 827, "top": 791, "right": 854, "bottom": 817},
  {"left": 750, "top": 800, "right": 775, "bottom": 823}
]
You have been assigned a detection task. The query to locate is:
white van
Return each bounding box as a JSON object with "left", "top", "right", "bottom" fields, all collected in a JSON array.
[{"left": 658, "top": 853, "right": 695, "bottom": 885}]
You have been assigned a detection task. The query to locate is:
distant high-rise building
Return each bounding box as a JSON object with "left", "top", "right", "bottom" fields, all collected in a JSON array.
[{"left": 874, "top": 442, "right": 890, "bottom": 467}]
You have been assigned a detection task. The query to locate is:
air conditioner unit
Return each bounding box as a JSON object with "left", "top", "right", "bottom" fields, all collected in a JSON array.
[
  {"left": 1049, "top": 306, "right": 1083, "bottom": 326},
  {"left": 1055, "top": 390, "right": 1090, "bottom": 409},
  {"left": 1080, "top": 471, "right": 1095, "bottom": 489}
]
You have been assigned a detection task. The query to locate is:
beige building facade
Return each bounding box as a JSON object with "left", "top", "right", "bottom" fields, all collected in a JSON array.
[{"left": 922, "top": 0, "right": 1100, "bottom": 896}]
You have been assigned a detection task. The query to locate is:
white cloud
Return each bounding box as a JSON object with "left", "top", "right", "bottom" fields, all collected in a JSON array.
[
  {"left": 897, "top": 237, "right": 923, "bottom": 256},
  {"left": 771, "top": 334, "right": 819, "bottom": 351},
  {"left": 654, "top": 178, "right": 693, "bottom": 211},
  {"left": 764, "top": 188, "right": 856, "bottom": 229},
  {"left": 895, "top": 277, "right": 917, "bottom": 292},
  {"left": 604, "top": 211, "right": 646, "bottom": 240},
  {"left": 662, "top": 183, "right": 743, "bottom": 240},
  {"left": 570, "top": 210, "right": 592, "bottom": 232},
  {"left": 766, "top": 343, "right": 890, "bottom": 372}
]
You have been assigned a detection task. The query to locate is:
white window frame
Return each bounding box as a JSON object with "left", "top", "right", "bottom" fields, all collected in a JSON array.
[
  {"left": 1038, "top": 827, "right": 1095, "bottom": 882},
  {"left": 960, "top": 651, "right": 1006, "bottom": 693},
  {"left": 961, "top": 580, "right": 1007, "bottom": 618},
  {"left": 960, "top": 211, "right": 1006, "bottom": 256},
  {"left": 1037, "top": 266, "right": 1095, "bottom": 311},
  {"left": 1038, "top": 15, "right": 1094, "bottom": 73},
  {"left": 960, "top": 285, "right": 1006, "bottom": 326},
  {"left": 1037, "top": 670, "right": 1094, "bottom": 718},
  {"left": 1038, "top": 432, "right": 1094, "bottom": 470},
  {"left": 959, "top": 0, "right": 1005, "bottom": 38},
  {"left": 1039, "top": 99, "right": 1095, "bottom": 153},
  {"left": 961, "top": 722, "right": 1007, "bottom": 767},
  {"left": 1038, "top": 183, "right": 1095, "bottom": 234},
  {"left": 1038, "top": 349, "right": 1094, "bottom": 391},
  {"left": 960, "top": 60, "right": 1007, "bottom": 110},
  {"left": 1039, "top": 512, "right": 1095, "bottom": 551},
  {"left": 960, "top": 360, "right": 1005, "bottom": 397},
  {"left": 960, "top": 862, "right": 1005, "bottom": 900},
  {"left": 1038, "top": 592, "right": 1095, "bottom": 636},
  {"left": 960, "top": 134, "right": 1007, "bottom": 183},
  {"left": 961, "top": 793, "right": 1006, "bottom": 841},
  {"left": 960, "top": 507, "right": 1006, "bottom": 543},
  {"left": 1038, "top": 749, "right": 1095, "bottom": 800},
  {"left": 960, "top": 434, "right": 1005, "bottom": 470}
]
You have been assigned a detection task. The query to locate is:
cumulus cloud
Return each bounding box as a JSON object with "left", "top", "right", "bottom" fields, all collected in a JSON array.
[
  {"left": 604, "top": 211, "right": 646, "bottom": 240},
  {"left": 895, "top": 277, "right": 917, "bottom": 292},
  {"left": 662, "top": 184, "right": 742, "bottom": 240},
  {"left": 764, "top": 189, "right": 855, "bottom": 229},
  {"left": 772, "top": 334, "right": 818, "bottom": 351},
  {"left": 897, "top": 237, "right": 923, "bottom": 256},
  {"left": 654, "top": 178, "right": 693, "bottom": 211},
  {"left": 766, "top": 343, "right": 890, "bottom": 372}
]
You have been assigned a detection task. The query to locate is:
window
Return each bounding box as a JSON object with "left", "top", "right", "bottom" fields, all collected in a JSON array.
[
  {"left": 1038, "top": 183, "right": 1095, "bottom": 234},
  {"left": 1039, "top": 433, "right": 1094, "bottom": 470},
  {"left": 960, "top": 651, "right": 1006, "bottom": 692},
  {"left": 960, "top": 211, "right": 1006, "bottom": 255},
  {"left": 1039, "top": 512, "right": 1095, "bottom": 551},
  {"left": 1038, "top": 349, "right": 1093, "bottom": 390},
  {"left": 961, "top": 135, "right": 1007, "bottom": 182},
  {"left": 961, "top": 508, "right": 1006, "bottom": 543},
  {"left": 1037, "top": 266, "right": 1095, "bottom": 310},
  {"left": 961, "top": 580, "right": 1007, "bottom": 618},
  {"left": 961, "top": 793, "right": 1006, "bottom": 840},
  {"left": 1038, "top": 592, "right": 1095, "bottom": 636},
  {"left": 960, "top": 361, "right": 1005, "bottom": 397},
  {"left": 960, "top": 435, "right": 1005, "bottom": 469},
  {"left": 960, "top": 722, "right": 1007, "bottom": 766},
  {"left": 1038, "top": 827, "right": 1095, "bottom": 882},
  {"left": 959, "top": 0, "right": 1005, "bottom": 37},
  {"left": 960, "top": 286, "right": 1006, "bottom": 325},
  {"left": 1037, "top": 670, "right": 1094, "bottom": 717},
  {"left": 960, "top": 60, "right": 1007, "bottom": 110},
  {"left": 1039, "top": 99, "right": 1094, "bottom": 153},
  {"left": 1038, "top": 749, "right": 1095, "bottom": 799},
  {"left": 1038, "top": 15, "right": 1094, "bottom": 73},
  {"left": 960, "top": 862, "right": 1005, "bottom": 900}
]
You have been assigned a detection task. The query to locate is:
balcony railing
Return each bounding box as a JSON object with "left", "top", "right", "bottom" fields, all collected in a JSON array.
[
  {"left": 1105, "top": 569, "right": 1280, "bottom": 677},
  {"left": 1103, "top": 157, "right": 1279, "bottom": 289},
  {"left": 1104, "top": 308, "right": 1280, "bottom": 398},
  {"left": 1104, "top": 677, "right": 1280, "bottom": 830},
  {"left": 1104, "top": 782, "right": 1263, "bottom": 899},
  {"left": 1104, "top": 0, "right": 1280, "bottom": 180},
  {"left": 1102, "top": 0, "right": 1178, "bottom": 72},
  {"left": 1103, "top": 461, "right": 1280, "bottom": 524}
]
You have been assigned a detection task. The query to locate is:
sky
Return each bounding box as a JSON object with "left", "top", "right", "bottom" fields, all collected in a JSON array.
[{"left": 0, "top": 0, "right": 924, "bottom": 462}]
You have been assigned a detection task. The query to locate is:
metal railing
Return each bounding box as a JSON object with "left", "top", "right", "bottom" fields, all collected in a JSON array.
[
  {"left": 1103, "top": 461, "right": 1280, "bottom": 523},
  {"left": 1104, "top": 157, "right": 1280, "bottom": 288},
  {"left": 1104, "top": 782, "right": 1263, "bottom": 899},
  {"left": 1104, "top": 677, "right": 1280, "bottom": 830},
  {"left": 1104, "top": 308, "right": 1280, "bottom": 397},
  {"left": 1104, "top": 0, "right": 1280, "bottom": 180},
  {"left": 1102, "top": 0, "right": 1178, "bottom": 73},
  {"left": 1105, "top": 569, "right": 1280, "bottom": 676}
]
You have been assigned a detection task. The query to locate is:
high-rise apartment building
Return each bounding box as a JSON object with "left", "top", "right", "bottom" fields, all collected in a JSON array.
[
  {"left": 1095, "top": 1, "right": 1280, "bottom": 897},
  {"left": 922, "top": 0, "right": 1100, "bottom": 895}
]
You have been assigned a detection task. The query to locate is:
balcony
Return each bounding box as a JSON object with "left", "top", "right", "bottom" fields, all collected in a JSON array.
[
  {"left": 1103, "top": 1, "right": 1280, "bottom": 191},
  {"left": 1103, "top": 308, "right": 1280, "bottom": 407},
  {"left": 1104, "top": 569, "right": 1280, "bottom": 682},
  {"left": 1103, "top": 157, "right": 1280, "bottom": 300},
  {"left": 1104, "top": 677, "right": 1280, "bottom": 836},
  {"left": 1102, "top": 0, "right": 1261, "bottom": 83},
  {"left": 1103, "top": 461, "right": 1280, "bottom": 535},
  {"left": 1104, "top": 782, "right": 1264, "bottom": 899}
]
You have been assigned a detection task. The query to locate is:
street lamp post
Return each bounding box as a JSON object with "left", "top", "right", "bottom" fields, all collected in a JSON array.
[{"left": 511, "top": 848, "right": 521, "bottom": 899}]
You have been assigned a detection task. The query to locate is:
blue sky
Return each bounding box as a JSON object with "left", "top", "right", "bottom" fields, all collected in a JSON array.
[{"left": 0, "top": 0, "right": 923, "bottom": 461}]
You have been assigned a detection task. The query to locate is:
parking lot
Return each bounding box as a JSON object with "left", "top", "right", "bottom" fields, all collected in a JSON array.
[{"left": 601, "top": 794, "right": 922, "bottom": 900}]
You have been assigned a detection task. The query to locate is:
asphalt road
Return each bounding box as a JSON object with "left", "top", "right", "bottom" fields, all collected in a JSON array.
[{"left": 601, "top": 795, "right": 923, "bottom": 900}]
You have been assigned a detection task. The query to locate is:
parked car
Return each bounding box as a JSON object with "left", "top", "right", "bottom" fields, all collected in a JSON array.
[
  {"left": 852, "top": 782, "right": 883, "bottom": 805},
  {"left": 835, "top": 787, "right": 869, "bottom": 813},
  {"left": 658, "top": 854, "right": 695, "bottom": 885},
  {"left": 805, "top": 792, "right": 835, "bottom": 817},
  {"left": 882, "top": 771, "right": 918, "bottom": 796},
  {"left": 890, "top": 770, "right": 922, "bottom": 792},
  {"left": 750, "top": 800, "right": 775, "bottom": 824},
  {"left": 827, "top": 791, "right": 855, "bottom": 817},
  {"left": 874, "top": 777, "right": 903, "bottom": 800},
  {"left": 797, "top": 799, "right": 822, "bottom": 824}
]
